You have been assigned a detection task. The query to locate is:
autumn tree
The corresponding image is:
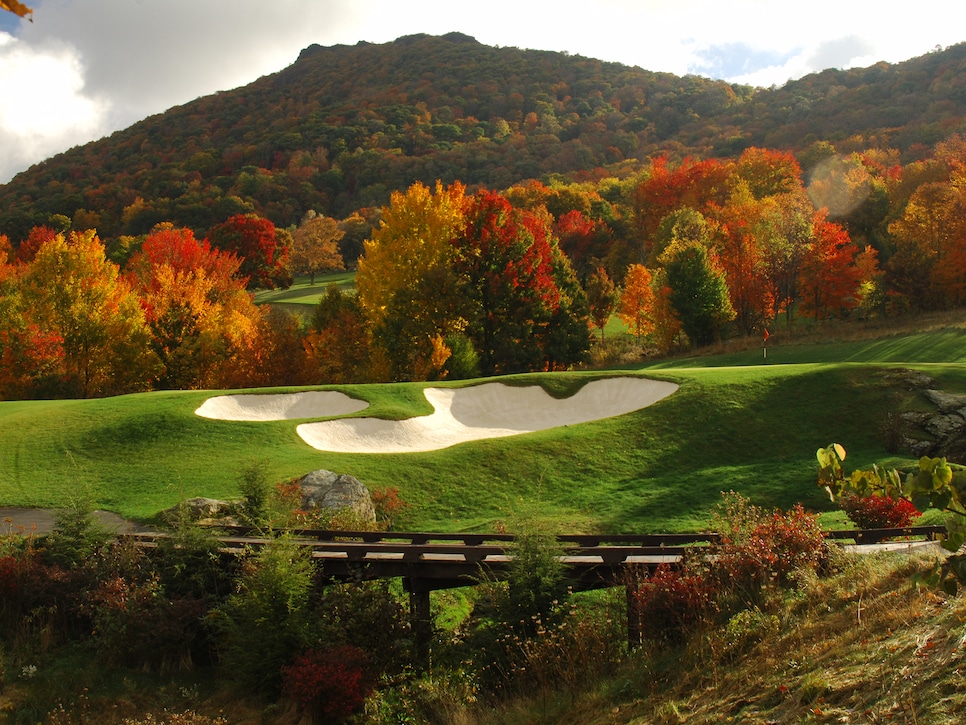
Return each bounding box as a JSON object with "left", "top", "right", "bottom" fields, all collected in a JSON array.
[
  {"left": 126, "top": 225, "right": 263, "bottom": 389},
  {"left": 734, "top": 147, "right": 802, "bottom": 199},
  {"left": 16, "top": 225, "right": 57, "bottom": 264},
  {"left": 454, "top": 190, "right": 588, "bottom": 375},
  {"left": 618, "top": 264, "right": 656, "bottom": 343},
  {"left": 797, "top": 212, "right": 862, "bottom": 319},
  {"left": 19, "top": 231, "right": 158, "bottom": 397},
  {"left": 290, "top": 213, "right": 345, "bottom": 284},
  {"left": 0, "top": 1, "right": 31, "bottom": 20},
  {"left": 304, "top": 284, "right": 372, "bottom": 384},
  {"left": 556, "top": 209, "right": 600, "bottom": 279},
  {"left": 585, "top": 266, "right": 620, "bottom": 345},
  {"left": 207, "top": 213, "right": 292, "bottom": 290},
  {"left": 224, "top": 307, "right": 312, "bottom": 389},
  {"left": 711, "top": 183, "right": 774, "bottom": 336},
  {"left": 887, "top": 181, "right": 966, "bottom": 309},
  {"left": 355, "top": 181, "right": 468, "bottom": 381},
  {"left": 0, "top": 236, "right": 66, "bottom": 399},
  {"left": 633, "top": 156, "right": 731, "bottom": 257}
]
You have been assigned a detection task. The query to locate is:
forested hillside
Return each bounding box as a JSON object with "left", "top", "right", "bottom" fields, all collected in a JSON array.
[
  {"left": 5, "top": 34, "right": 966, "bottom": 400},
  {"left": 2, "top": 33, "right": 966, "bottom": 242}
]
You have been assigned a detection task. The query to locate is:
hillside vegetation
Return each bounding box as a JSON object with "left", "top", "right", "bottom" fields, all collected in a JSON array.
[{"left": 2, "top": 35, "right": 966, "bottom": 240}]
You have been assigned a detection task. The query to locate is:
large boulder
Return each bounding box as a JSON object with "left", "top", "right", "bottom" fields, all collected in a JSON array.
[{"left": 296, "top": 469, "right": 375, "bottom": 524}]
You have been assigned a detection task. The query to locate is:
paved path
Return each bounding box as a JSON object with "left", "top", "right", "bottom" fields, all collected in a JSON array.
[{"left": 0, "top": 507, "right": 150, "bottom": 535}]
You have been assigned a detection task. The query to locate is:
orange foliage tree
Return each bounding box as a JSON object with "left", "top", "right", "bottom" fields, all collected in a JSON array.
[
  {"left": 126, "top": 225, "right": 264, "bottom": 389},
  {"left": 617, "top": 264, "right": 656, "bottom": 343},
  {"left": 798, "top": 212, "right": 862, "bottom": 319}
]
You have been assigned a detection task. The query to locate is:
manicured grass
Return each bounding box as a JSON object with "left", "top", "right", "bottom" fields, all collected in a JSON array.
[
  {"left": 4, "top": 336, "right": 963, "bottom": 532},
  {"left": 253, "top": 271, "right": 355, "bottom": 307}
]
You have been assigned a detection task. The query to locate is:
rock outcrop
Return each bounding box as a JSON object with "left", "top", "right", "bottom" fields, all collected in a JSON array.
[
  {"left": 892, "top": 370, "right": 966, "bottom": 464},
  {"left": 161, "top": 470, "right": 375, "bottom": 526}
]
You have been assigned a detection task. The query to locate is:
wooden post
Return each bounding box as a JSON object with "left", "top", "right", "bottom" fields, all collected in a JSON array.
[{"left": 407, "top": 580, "right": 432, "bottom": 670}]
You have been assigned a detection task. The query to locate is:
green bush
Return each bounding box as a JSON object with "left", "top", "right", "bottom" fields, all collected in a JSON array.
[{"left": 211, "top": 534, "right": 314, "bottom": 694}]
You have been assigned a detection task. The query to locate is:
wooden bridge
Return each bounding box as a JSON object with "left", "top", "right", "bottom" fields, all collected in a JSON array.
[{"left": 122, "top": 524, "right": 947, "bottom": 661}]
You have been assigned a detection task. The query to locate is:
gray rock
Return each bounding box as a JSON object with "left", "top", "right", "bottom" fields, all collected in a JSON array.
[
  {"left": 907, "top": 439, "right": 936, "bottom": 457},
  {"left": 923, "top": 389, "right": 966, "bottom": 413},
  {"left": 297, "top": 469, "right": 375, "bottom": 524},
  {"left": 162, "top": 497, "right": 235, "bottom": 524},
  {"left": 924, "top": 412, "right": 966, "bottom": 438}
]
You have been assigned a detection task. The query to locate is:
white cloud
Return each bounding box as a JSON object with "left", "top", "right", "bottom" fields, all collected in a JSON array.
[{"left": 0, "top": 31, "right": 106, "bottom": 182}]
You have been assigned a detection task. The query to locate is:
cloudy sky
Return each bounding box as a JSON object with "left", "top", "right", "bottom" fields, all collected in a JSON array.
[{"left": 1, "top": 0, "right": 965, "bottom": 184}]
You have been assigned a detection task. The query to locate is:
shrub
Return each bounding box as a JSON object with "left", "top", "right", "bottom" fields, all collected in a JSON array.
[
  {"left": 212, "top": 535, "right": 314, "bottom": 694},
  {"left": 371, "top": 487, "right": 410, "bottom": 529},
  {"left": 312, "top": 580, "right": 412, "bottom": 675},
  {"left": 713, "top": 493, "right": 828, "bottom": 604},
  {"left": 626, "top": 562, "right": 716, "bottom": 644},
  {"left": 840, "top": 493, "right": 920, "bottom": 529},
  {"left": 281, "top": 645, "right": 373, "bottom": 722}
]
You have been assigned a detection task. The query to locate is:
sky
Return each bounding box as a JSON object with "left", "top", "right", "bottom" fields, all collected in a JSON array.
[{"left": 1, "top": 0, "right": 965, "bottom": 185}]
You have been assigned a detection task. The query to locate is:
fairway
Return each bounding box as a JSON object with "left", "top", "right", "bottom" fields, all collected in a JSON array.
[{"left": 1, "top": 328, "right": 964, "bottom": 532}]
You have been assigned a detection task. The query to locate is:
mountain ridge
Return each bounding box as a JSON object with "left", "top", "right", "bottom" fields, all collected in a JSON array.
[{"left": 1, "top": 33, "right": 965, "bottom": 242}]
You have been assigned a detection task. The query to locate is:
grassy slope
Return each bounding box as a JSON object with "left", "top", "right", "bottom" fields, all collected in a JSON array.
[{"left": 3, "top": 326, "right": 966, "bottom": 531}]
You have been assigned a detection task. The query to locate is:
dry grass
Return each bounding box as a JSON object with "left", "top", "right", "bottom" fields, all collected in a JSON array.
[{"left": 605, "top": 546, "right": 966, "bottom": 725}]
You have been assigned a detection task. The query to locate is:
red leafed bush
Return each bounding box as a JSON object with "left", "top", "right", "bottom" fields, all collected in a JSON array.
[
  {"left": 281, "top": 645, "right": 373, "bottom": 721},
  {"left": 371, "top": 487, "right": 409, "bottom": 528},
  {"left": 716, "top": 500, "right": 828, "bottom": 597},
  {"left": 840, "top": 494, "right": 920, "bottom": 530},
  {"left": 626, "top": 563, "right": 716, "bottom": 644}
]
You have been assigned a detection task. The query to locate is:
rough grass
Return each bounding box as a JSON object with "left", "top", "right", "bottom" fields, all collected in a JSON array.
[{"left": 442, "top": 547, "right": 965, "bottom": 725}]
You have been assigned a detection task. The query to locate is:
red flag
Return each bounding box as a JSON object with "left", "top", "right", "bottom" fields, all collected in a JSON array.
[{"left": 763, "top": 327, "right": 770, "bottom": 343}]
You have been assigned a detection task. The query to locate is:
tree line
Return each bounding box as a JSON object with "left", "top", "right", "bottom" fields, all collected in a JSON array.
[{"left": 2, "top": 135, "right": 966, "bottom": 399}]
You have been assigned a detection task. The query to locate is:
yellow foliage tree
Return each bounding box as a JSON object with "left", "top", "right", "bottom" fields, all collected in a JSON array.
[
  {"left": 355, "top": 180, "right": 468, "bottom": 380},
  {"left": 20, "top": 231, "right": 158, "bottom": 397},
  {"left": 290, "top": 213, "right": 345, "bottom": 284}
]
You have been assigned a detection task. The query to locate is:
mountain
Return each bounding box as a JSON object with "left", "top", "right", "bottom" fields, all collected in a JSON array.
[{"left": 2, "top": 33, "right": 966, "bottom": 242}]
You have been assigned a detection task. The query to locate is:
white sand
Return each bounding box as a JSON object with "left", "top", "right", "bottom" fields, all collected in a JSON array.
[
  {"left": 194, "top": 390, "right": 369, "bottom": 421},
  {"left": 295, "top": 377, "right": 678, "bottom": 454}
]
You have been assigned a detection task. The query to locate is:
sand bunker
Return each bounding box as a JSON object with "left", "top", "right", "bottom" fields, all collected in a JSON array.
[
  {"left": 195, "top": 390, "right": 369, "bottom": 422},
  {"left": 296, "top": 377, "right": 678, "bottom": 454}
]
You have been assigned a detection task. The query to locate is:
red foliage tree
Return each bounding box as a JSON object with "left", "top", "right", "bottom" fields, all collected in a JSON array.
[
  {"left": 454, "top": 190, "right": 566, "bottom": 374},
  {"left": 632, "top": 156, "right": 731, "bottom": 255},
  {"left": 16, "top": 225, "right": 58, "bottom": 264},
  {"left": 206, "top": 213, "right": 291, "bottom": 290},
  {"left": 798, "top": 212, "right": 862, "bottom": 319}
]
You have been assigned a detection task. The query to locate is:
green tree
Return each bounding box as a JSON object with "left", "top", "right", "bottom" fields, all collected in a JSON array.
[{"left": 663, "top": 242, "right": 734, "bottom": 347}]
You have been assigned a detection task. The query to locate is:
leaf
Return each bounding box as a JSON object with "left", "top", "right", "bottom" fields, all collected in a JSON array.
[{"left": 0, "top": 1, "right": 33, "bottom": 20}]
